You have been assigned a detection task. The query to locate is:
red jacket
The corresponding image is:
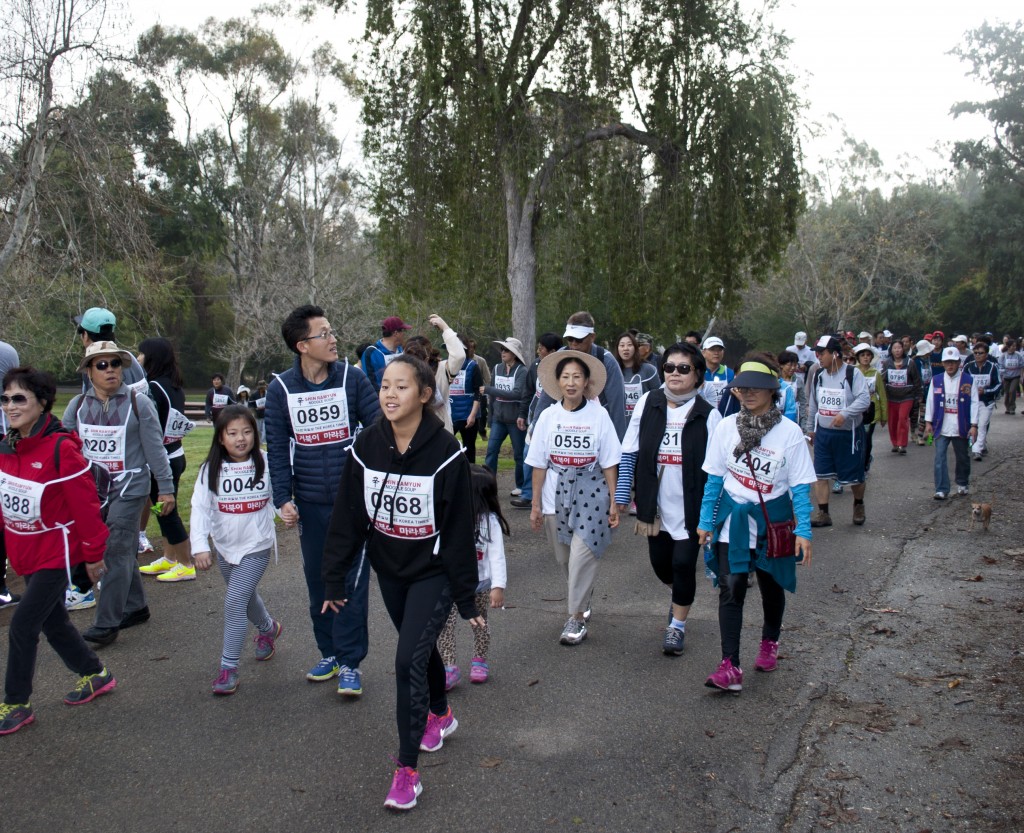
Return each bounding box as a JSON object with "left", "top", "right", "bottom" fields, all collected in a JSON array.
[{"left": 0, "top": 414, "right": 109, "bottom": 575}]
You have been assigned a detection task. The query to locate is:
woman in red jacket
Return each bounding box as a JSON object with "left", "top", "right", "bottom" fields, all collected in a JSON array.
[{"left": 0, "top": 367, "right": 115, "bottom": 736}]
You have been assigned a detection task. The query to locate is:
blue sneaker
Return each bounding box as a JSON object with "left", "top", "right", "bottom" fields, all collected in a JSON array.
[
  {"left": 306, "top": 656, "right": 339, "bottom": 682},
  {"left": 831, "top": 479, "right": 844, "bottom": 495},
  {"left": 65, "top": 586, "right": 95, "bottom": 610},
  {"left": 337, "top": 665, "right": 362, "bottom": 696}
]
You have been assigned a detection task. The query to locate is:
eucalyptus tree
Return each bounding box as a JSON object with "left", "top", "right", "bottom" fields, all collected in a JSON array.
[{"left": 334, "top": 0, "right": 802, "bottom": 347}]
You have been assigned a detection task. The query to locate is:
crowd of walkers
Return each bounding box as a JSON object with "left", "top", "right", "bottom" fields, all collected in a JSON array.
[{"left": 0, "top": 308, "right": 1020, "bottom": 813}]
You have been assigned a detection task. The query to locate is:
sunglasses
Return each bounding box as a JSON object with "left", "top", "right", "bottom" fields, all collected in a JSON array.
[
  {"left": 91, "top": 358, "right": 123, "bottom": 371},
  {"left": 0, "top": 394, "right": 29, "bottom": 406},
  {"left": 662, "top": 362, "right": 693, "bottom": 375}
]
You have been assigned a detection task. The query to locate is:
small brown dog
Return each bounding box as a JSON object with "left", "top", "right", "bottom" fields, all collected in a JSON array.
[{"left": 969, "top": 502, "right": 992, "bottom": 532}]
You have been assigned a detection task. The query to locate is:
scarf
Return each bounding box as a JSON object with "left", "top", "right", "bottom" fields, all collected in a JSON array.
[
  {"left": 733, "top": 405, "right": 781, "bottom": 460},
  {"left": 664, "top": 388, "right": 699, "bottom": 405}
]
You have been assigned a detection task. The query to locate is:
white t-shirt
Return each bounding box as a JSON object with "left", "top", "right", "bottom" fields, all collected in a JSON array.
[
  {"left": 702, "top": 415, "right": 816, "bottom": 543},
  {"left": 526, "top": 398, "right": 621, "bottom": 515},
  {"left": 622, "top": 392, "right": 722, "bottom": 540}
]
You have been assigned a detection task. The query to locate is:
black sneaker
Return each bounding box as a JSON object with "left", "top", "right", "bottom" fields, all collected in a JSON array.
[{"left": 0, "top": 588, "right": 21, "bottom": 608}]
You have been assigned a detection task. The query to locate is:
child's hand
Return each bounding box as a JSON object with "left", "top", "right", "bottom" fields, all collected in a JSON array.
[
  {"left": 490, "top": 587, "right": 505, "bottom": 608},
  {"left": 193, "top": 551, "right": 212, "bottom": 571}
]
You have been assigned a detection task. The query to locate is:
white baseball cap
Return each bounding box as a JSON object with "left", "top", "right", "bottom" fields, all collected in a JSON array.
[
  {"left": 857, "top": 331, "right": 872, "bottom": 340},
  {"left": 941, "top": 347, "right": 961, "bottom": 362},
  {"left": 793, "top": 331, "right": 807, "bottom": 346},
  {"left": 952, "top": 334, "right": 969, "bottom": 344},
  {"left": 702, "top": 336, "right": 724, "bottom": 350},
  {"left": 882, "top": 329, "right": 893, "bottom": 338}
]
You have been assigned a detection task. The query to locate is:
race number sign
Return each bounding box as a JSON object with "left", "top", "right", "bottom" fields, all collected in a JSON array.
[
  {"left": 658, "top": 414, "right": 685, "bottom": 465},
  {"left": 816, "top": 387, "right": 844, "bottom": 419},
  {"left": 287, "top": 387, "right": 351, "bottom": 446},
  {"left": 726, "top": 445, "right": 781, "bottom": 495},
  {"left": 363, "top": 468, "right": 436, "bottom": 539},
  {"left": 548, "top": 423, "right": 597, "bottom": 467},
  {"left": 624, "top": 382, "right": 642, "bottom": 416},
  {"left": 216, "top": 460, "right": 270, "bottom": 515},
  {"left": 0, "top": 473, "right": 44, "bottom": 531},
  {"left": 163, "top": 407, "right": 196, "bottom": 445},
  {"left": 887, "top": 368, "right": 908, "bottom": 387},
  {"left": 78, "top": 422, "right": 127, "bottom": 473},
  {"left": 212, "top": 393, "right": 229, "bottom": 408}
]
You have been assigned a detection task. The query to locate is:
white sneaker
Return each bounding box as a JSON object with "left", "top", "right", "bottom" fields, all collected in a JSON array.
[
  {"left": 65, "top": 586, "right": 97, "bottom": 610},
  {"left": 510, "top": 488, "right": 522, "bottom": 497},
  {"left": 559, "top": 617, "right": 587, "bottom": 645},
  {"left": 957, "top": 485, "right": 969, "bottom": 496},
  {"left": 138, "top": 531, "right": 154, "bottom": 553}
]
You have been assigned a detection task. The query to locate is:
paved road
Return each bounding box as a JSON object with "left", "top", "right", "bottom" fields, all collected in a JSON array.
[{"left": 3, "top": 414, "right": 1021, "bottom": 832}]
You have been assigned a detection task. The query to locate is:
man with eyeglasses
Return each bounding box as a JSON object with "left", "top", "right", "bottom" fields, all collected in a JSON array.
[
  {"left": 265, "top": 305, "right": 380, "bottom": 694},
  {"left": 699, "top": 337, "right": 733, "bottom": 410},
  {"left": 63, "top": 342, "right": 176, "bottom": 646},
  {"left": 361, "top": 315, "right": 412, "bottom": 392},
  {"left": 966, "top": 339, "right": 1000, "bottom": 461},
  {"left": 806, "top": 335, "right": 870, "bottom": 527}
]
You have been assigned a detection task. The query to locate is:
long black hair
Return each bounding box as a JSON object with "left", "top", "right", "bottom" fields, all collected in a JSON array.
[
  {"left": 469, "top": 464, "right": 510, "bottom": 539},
  {"left": 202, "top": 405, "right": 264, "bottom": 495},
  {"left": 138, "top": 337, "right": 184, "bottom": 387}
]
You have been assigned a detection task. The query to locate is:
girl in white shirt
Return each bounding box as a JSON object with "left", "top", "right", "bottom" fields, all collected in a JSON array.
[{"left": 191, "top": 406, "right": 280, "bottom": 696}]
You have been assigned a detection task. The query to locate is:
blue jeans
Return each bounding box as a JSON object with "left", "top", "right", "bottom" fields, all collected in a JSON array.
[
  {"left": 484, "top": 421, "right": 526, "bottom": 489},
  {"left": 933, "top": 434, "right": 970, "bottom": 493},
  {"left": 296, "top": 499, "right": 370, "bottom": 668},
  {"left": 520, "top": 441, "right": 533, "bottom": 500}
]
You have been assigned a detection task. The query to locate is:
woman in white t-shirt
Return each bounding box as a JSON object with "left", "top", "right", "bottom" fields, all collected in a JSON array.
[
  {"left": 526, "top": 351, "right": 621, "bottom": 646},
  {"left": 697, "top": 355, "right": 815, "bottom": 694}
]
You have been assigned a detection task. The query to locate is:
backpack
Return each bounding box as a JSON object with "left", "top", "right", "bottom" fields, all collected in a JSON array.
[{"left": 54, "top": 435, "right": 112, "bottom": 520}]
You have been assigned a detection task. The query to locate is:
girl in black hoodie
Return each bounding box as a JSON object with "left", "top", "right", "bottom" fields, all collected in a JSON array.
[{"left": 322, "top": 355, "right": 481, "bottom": 811}]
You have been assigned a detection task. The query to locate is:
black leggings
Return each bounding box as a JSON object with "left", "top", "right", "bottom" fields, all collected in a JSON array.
[
  {"left": 377, "top": 572, "right": 453, "bottom": 769},
  {"left": 452, "top": 420, "right": 479, "bottom": 464},
  {"left": 863, "top": 422, "right": 876, "bottom": 472},
  {"left": 715, "top": 543, "right": 785, "bottom": 667},
  {"left": 646, "top": 531, "right": 700, "bottom": 607},
  {"left": 149, "top": 455, "right": 188, "bottom": 546}
]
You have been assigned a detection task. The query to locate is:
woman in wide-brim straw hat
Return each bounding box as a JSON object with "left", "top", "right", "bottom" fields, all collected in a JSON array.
[
  {"left": 525, "top": 350, "right": 620, "bottom": 646},
  {"left": 482, "top": 337, "right": 529, "bottom": 497},
  {"left": 912, "top": 339, "right": 935, "bottom": 445},
  {"left": 697, "top": 354, "right": 815, "bottom": 694}
]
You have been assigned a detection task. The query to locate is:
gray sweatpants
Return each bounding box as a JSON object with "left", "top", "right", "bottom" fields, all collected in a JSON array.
[
  {"left": 93, "top": 493, "right": 148, "bottom": 629},
  {"left": 544, "top": 514, "right": 599, "bottom": 617}
]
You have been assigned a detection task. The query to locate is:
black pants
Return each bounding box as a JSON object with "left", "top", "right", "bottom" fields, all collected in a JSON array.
[
  {"left": 715, "top": 543, "right": 785, "bottom": 668},
  {"left": 863, "top": 422, "right": 876, "bottom": 472},
  {"left": 377, "top": 572, "right": 452, "bottom": 769},
  {"left": 452, "top": 419, "right": 479, "bottom": 464},
  {"left": 646, "top": 531, "right": 701, "bottom": 607},
  {"left": 149, "top": 454, "right": 188, "bottom": 546},
  {"left": 4, "top": 569, "right": 103, "bottom": 704},
  {"left": 0, "top": 532, "right": 8, "bottom": 591}
]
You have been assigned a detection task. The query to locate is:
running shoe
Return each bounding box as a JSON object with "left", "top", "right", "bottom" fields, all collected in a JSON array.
[
  {"left": 0, "top": 588, "right": 21, "bottom": 609},
  {"left": 973, "top": 453, "right": 983, "bottom": 462},
  {"left": 65, "top": 586, "right": 96, "bottom": 610},
  {"left": 0, "top": 703, "right": 34, "bottom": 735},
  {"left": 662, "top": 626, "right": 685, "bottom": 656},
  {"left": 337, "top": 665, "right": 362, "bottom": 696},
  {"left": 384, "top": 766, "right": 422, "bottom": 810},
  {"left": 470, "top": 658, "right": 489, "bottom": 684},
  {"left": 754, "top": 639, "right": 779, "bottom": 672},
  {"left": 156, "top": 562, "right": 196, "bottom": 582},
  {"left": 444, "top": 665, "right": 461, "bottom": 691},
  {"left": 306, "top": 656, "right": 339, "bottom": 682},
  {"left": 139, "top": 556, "right": 176, "bottom": 575},
  {"left": 253, "top": 619, "right": 282, "bottom": 661},
  {"left": 212, "top": 667, "right": 239, "bottom": 695},
  {"left": 138, "top": 531, "right": 154, "bottom": 554},
  {"left": 64, "top": 667, "right": 116, "bottom": 705},
  {"left": 419, "top": 706, "right": 458, "bottom": 752},
  {"left": 852, "top": 503, "right": 866, "bottom": 525},
  {"left": 810, "top": 509, "right": 832, "bottom": 527},
  {"left": 559, "top": 617, "right": 587, "bottom": 645},
  {"left": 831, "top": 480, "right": 843, "bottom": 495},
  {"left": 898, "top": 447, "right": 907, "bottom": 455},
  {"left": 704, "top": 658, "right": 743, "bottom": 693},
  {"left": 957, "top": 485, "right": 970, "bottom": 496},
  {"left": 510, "top": 497, "right": 531, "bottom": 509},
  {"left": 934, "top": 491, "right": 947, "bottom": 500},
  {"left": 510, "top": 488, "right": 522, "bottom": 497}
]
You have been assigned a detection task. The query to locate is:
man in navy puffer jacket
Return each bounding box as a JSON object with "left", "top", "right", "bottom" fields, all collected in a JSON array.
[{"left": 265, "top": 305, "right": 380, "bottom": 694}]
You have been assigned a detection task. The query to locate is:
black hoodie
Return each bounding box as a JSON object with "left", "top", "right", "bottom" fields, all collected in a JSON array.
[{"left": 322, "top": 412, "right": 478, "bottom": 618}]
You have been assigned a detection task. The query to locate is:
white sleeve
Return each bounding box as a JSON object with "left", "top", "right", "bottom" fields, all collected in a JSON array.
[
  {"left": 525, "top": 408, "right": 552, "bottom": 468},
  {"left": 702, "top": 422, "right": 729, "bottom": 477},
  {"left": 924, "top": 382, "right": 935, "bottom": 423},
  {"left": 597, "top": 407, "right": 622, "bottom": 469},
  {"left": 486, "top": 514, "right": 507, "bottom": 590},
  {"left": 189, "top": 463, "right": 214, "bottom": 553},
  {"left": 621, "top": 393, "right": 648, "bottom": 454}
]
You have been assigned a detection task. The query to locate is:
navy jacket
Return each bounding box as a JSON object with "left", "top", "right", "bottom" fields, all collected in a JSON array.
[{"left": 265, "top": 357, "right": 380, "bottom": 507}]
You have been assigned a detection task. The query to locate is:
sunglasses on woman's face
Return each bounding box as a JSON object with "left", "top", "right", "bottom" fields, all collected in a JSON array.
[
  {"left": 91, "top": 358, "right": 123, "bottom": 371},
  {"left": 662, "top": 362, "right": 692, "bottom": 375},
  {"left": 0, "top": 394, "right": 29, "bottom": 406}
]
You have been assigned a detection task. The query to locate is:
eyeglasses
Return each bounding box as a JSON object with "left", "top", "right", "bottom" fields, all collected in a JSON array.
[
  {"left": 662, "top": 362, "right": 693, "bottom": 375},
  {"left": 844, "top": 356, "right": 856, "bottom": 363},
  {"left": 972, "top": 349, "right": 987, "bottom": 354},
  {"left": 91, "top": 358, "right": 123, "bottom": 371},
  {"left": 300, "top": 330, "right": 338, "bottom": 342},
  {"left": 731, "top": 387, "right": 764, "bottom": 396},
  {"left": 0, "top": 394, "right": 29, "bottom": 406}
]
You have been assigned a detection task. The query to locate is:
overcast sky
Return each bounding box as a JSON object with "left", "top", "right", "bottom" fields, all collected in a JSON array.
[{"left": 130, "top": 0, "right": 1022, "bottom": 181}]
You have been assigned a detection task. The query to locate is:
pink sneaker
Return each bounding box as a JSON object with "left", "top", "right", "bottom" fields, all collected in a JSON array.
[
  {"left": 254, "top": 619, "right": 283, "bottom": 661},
  {"left": 470, "top": 658, "right": 488, "bottom": 684},
  {"left": 384, "top": 766, "right": 422, "bottom": 810},
  {"left": 754, "top": 639, "right": 779, "bottom": 672},
  {"left": 419, "top": 706, "right": 458, "bottom": 752},
  {"left": 444, "top": 665, "right": 460, "bottom": 691},
  {"left": 704, "top": 658, "right": 743, "bottom": 693}
]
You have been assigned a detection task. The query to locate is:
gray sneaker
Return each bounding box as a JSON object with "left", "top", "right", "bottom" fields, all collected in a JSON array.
[
  {"left": 253, "top": 619, "right": 282, "bottom": 661},
  {"left": 662, "top": 626, "right": 685, "bottom": 656},
  {"left": 559, "top": 617, "right": 587, "bottom": 645},
  {"left": 212, "top": 667, "right": 239, "bottom": 695}
]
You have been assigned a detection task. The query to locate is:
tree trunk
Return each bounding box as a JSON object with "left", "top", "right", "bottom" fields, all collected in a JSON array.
[
  {"left": 504, "top": 167, "right": 537, "bottom": 352},
  {"left": 227, "top": 353, "right": 246, "bottom": 393}
]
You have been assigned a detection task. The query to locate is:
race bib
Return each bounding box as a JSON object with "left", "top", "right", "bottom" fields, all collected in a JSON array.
[
  {"left": 78, "top": 422, "right": 127, "bottom": 473},
  {"left": 476, "top": 545, "right": 485, "bottom": 562},
  {"left": 364, "top": 468, "right": 436, "bottom": 539},
  {"left": 865, "top": 376, "right": 877, "bottom": 396},
  {"left": 549, "top": 423, "right": 597, "bottom": 467},
  {"left": 726, "top": 445, "right": 781, "bottom": 495},
  {"left": 383, "top": 352, "right": 399, "bottom": 366},
  {"left": 705, "top": 378, "right": 727, "bottom": 407},
  {"left": 163, "top": 407, "right": 195, "bottom": 445},
  {"left": 887, "top": 368, "right": 908, "bottom": 387},
  {"left": 287, "top": 387, "right": 350, "bottom": 446},
  {"left": 658, "top": 414, "right": 685, "bottom": 465},
  {"left": 972, "top": 374, "right": 990, "bottom": 392},
  {"left": 495, "top": 374, "right": 514, "bottom": 394},
  {"left": 0, "top": 472, "right": 45, "bottom": 531},
  {"left": 212, "top": 393, "right": 229, "bottom": 407},
  {"left": 817, "top": 387, "right": 844, "bottom": 419},
  {"left": 449, "top": 369, "right": 468, "bottom": 397},
  {"left": 127, "top": 378, "right": 150, "bottom": 397},
  {"left": 215, "top": 460, "right": 270, "bottom": 514},
  {"left": 944, "top": 390, "right": 958, "bottom": 414},
  {"left": 624, "top": 382, "right": 642, "bottom": 416},
  {"left": 255, "top": 397, "right": 266, "bottom": 409}
]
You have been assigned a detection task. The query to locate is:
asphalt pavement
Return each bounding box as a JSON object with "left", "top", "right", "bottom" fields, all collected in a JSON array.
[{"left": 2, "top": 413, "right": 1022, "bottom": 832}]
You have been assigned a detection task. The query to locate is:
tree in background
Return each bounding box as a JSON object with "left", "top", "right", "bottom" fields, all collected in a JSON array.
[{"left": 338, "top": 0, "right": 802, "bottom": 349}]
